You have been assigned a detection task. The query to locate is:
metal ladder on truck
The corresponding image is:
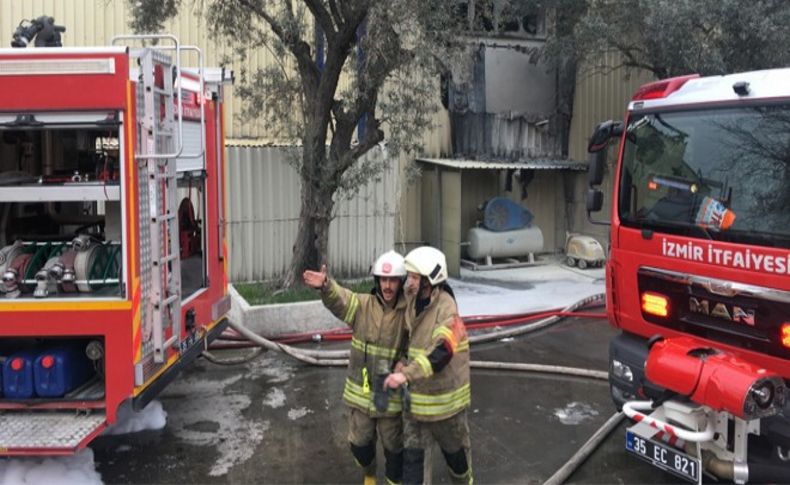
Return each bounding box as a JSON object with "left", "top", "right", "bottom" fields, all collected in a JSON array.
[{"left": 114, "top": 34, "right": 186, "bottom": 364}]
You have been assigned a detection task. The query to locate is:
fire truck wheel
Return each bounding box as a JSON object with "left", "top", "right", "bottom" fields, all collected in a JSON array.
[
  {"left": 578, "top": 259, "right": 588, "bottom": 270},
  {"left": 566, "top": 256, "right": 576, "bottom": 267}
]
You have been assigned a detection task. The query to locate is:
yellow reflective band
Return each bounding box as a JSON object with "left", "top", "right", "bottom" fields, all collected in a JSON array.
[
  {"left": 328, "top": 281, "right": 339, "bottom": 300},
  {"left": 344, "top": 294, "right": 360, "bottom": 324},
  {"left": 415, "top": 354, "right": 433, "bottom": 378},
  {"left": 351, "top": 337, "right": 398, "bottom": 360},
  {"left": 457, "top": 339, "right": 469, "bottom": 353},
  {"left": 410, "top": 383, "right": 470, "bottom": 404},
  {"left": 409, "top": 385, "right": 471, "bottom": 416},
  {"left": 343, "top": 378, "right": 403, "bottom": 414},
  {"left": 362, "top": 367, "right": 370, "bottom": 394},
  {"left": 409, "top": 397, "right": 470, "bottom": 416},
  {"left": 408, "top": 347, "right": 426, "bottom": 360},
  {"left": 408, "top": 339, "right": 469, "bottom": 361},
  {"left": 433, "top": 326, "right": 453, "bottom": 340}
]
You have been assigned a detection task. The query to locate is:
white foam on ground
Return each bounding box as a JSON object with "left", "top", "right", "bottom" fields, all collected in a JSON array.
[
  {"left": 262, "top": 387, "right": 286, "bottom": 408},
  {"left": 453, "top": 262, "right": 605, "bottom": 317},
  {"left": 553, "top": 401, "right": 600, "bottom": 425},
  {"left": 102, "top": 400, "right": 167, "bottom": 435},
  {"left": 287, "top": 407, "right": 313, "bottom": 420},
  {"left": 0, "top": 448, "right": 102, "bottom": 485},
  {"left": 0, "top": 400, "right": 168, "bottom": 485},
  {"left": 161, "top": 356, "right": 281, "bottom": 476}
]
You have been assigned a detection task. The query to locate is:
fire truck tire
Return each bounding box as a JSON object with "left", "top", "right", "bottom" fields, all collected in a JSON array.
[
  {"left": 566, "top": 256, "right": 576, "bottom": 267},
  {"left": 578, "top": 259, "right": 588, "bottom": 270}
]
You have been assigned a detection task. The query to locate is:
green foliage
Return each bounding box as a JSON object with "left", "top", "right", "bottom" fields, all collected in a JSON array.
[
  {"left": 126, "top": 0, "right": 468, "bottom": 284},
  {"left": 126, "top": 0, "right": 182, "bottom": 33},
  {"left": 553, "top": 0, "right": 790, "bottom": 79},
  {"left": 235, "top": 278, "right": 374, "bottom": 305}
]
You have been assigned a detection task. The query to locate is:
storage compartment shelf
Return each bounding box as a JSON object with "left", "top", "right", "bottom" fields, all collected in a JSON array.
[{"left": 0, "top": 184, "right": 120, "bottom": 202}]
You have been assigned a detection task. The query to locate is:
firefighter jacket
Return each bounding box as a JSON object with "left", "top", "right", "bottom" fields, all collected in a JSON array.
[
  {"left": 401, "top": 287, "right": 471, "bottom": 422},
  {"left": 321, "top": 278, "right": 407, "bottom": 417}
]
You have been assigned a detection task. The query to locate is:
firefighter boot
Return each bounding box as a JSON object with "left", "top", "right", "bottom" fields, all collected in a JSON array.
[
  {"left": 351, "top": 441, "right": 377, "bottom": 482},
  {"left": 442, "top": 448, "right": 472, "bottom": 484},
  {"left": 384, "top": 448, "right": 403, "bottom": 484},
  {"left": 402, "top": 448, "right": 424, "bottom": 485}
]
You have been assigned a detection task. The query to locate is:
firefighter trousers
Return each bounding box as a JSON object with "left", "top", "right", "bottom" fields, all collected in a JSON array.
[
  {"left": 402, "top": 410, "right": 472, "bottom": 485},
  {"left": 349, "top": 408, "right": 404, "bottom": 483}
]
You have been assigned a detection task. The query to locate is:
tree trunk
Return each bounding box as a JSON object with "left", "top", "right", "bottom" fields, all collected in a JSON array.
[{"left": 282, "top": 175, "right": 335, "bottom": 288}]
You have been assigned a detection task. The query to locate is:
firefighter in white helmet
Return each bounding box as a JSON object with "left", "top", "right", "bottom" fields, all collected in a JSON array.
[
  {"left": 303, "top": 250, "right": 408, "bottom": 485},
  {"left": 383, "top": 246, "right": 472, "bottom": 484}
]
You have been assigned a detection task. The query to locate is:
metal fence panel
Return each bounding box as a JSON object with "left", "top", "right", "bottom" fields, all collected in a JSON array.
[{"left": 226, "top": 145, "right": 397, "bottom": 282}]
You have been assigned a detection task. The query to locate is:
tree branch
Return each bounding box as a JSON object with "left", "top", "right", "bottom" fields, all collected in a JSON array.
[
  {"left": 236, "top": 0, "right": 316, "bottom": 78},
  {"left": 327, "top": 0, "right": 344, "bottom": 29},
  {"left": 348, "top": 116, "right": 383, "bottom": 162},
  {"left": 304, "top": 0, "right": 337, "bottom": 37}
]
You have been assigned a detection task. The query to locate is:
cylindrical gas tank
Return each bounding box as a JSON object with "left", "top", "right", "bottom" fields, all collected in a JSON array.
[{"left": 467, "top": 226, "right": 543, "bottom": 259}]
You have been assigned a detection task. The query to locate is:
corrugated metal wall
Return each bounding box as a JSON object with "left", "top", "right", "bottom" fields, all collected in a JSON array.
[
  {"left": 0, "top": 0, "right": 297, "bottom": 141},
  {"left": 568, "top": 53, "right": 654, "bottom": 161},
  {"left": 0, "top": 1, "right": 422, "bottom": 281},
  {"left": 566, "top": 54, "right": 654, "bottom": 246},
  {"left": 227, "top": 146, "right": 397, "bottom": 281}
]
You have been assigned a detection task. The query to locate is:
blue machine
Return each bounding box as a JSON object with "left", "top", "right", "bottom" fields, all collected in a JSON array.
[
  {"left": 3, "top": 350, "right": 38, "bottom": 399},
  {"left": 482, "top": 197, "right": 534, "bottom": 232},
  {"left": 34, "top": 346, "right": 93, "bottom": 397}
]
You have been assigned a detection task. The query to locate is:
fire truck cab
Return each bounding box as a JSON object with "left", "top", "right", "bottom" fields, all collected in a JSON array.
[
  {"left": 0, "top": 35, "right": 231, "bottom": 455},
  {"left": 588, "top": 70, "right": 790, "bottom": 483}
]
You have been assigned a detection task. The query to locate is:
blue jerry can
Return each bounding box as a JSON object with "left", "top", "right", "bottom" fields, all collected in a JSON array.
[
  {"left": 3, "top": 350, "right": 38, "bottom": 398},
  {"left": 34, "top": 346, "right": 93, "bottom": 397}
]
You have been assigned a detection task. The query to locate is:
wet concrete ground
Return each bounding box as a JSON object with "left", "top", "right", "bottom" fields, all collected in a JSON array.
[{"left": 91, "top": 317, "right": 682, "bottom": 484}]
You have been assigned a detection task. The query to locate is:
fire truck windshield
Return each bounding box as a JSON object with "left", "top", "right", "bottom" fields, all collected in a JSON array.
[{"left": 618, "top": 105, "right": 790, "bottom": 249}]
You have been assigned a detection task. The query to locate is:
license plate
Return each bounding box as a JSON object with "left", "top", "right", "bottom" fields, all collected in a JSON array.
[{"left": 626, "top": 430, "right": 700, "bottom": 482}]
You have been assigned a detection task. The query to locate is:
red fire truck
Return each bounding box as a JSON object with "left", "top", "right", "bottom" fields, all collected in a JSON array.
[
  {"left": 587, "top": 70, "right": 790, "bottom": 483},
  {"left": 0, "top": 33, "right": 232, "bottom": 455}
]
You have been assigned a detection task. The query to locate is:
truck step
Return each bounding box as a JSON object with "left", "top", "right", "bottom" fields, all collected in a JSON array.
[{"left": 0, "top": 411, "right": 106, "bottom": 455}]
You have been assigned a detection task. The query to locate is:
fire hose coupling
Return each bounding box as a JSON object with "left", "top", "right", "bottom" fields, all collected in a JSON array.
[
  {"left": 72, "top": 234, "right": 93, "bottom": 252},
  {"left": 2, "top": 268, "right": 18, "bottom": 285},
  {"left": 645, "top": 336, "right": 786, "bottom": 420},
  {"left": 33, "top": 267, "right": 50, "bottom": 298}
]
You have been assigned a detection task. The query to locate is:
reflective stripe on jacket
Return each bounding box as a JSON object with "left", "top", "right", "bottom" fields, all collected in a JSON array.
[
  {"left": 402, "top": 288, "right": 471, "bottom": 422},
  {"left": 321, "top": 278, "right": 407, "bottom": 417}
]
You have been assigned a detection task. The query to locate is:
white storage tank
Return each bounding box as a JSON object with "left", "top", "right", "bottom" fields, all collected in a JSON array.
[{"left": 467, "top": 226, "right": 544, "bottom": 260}]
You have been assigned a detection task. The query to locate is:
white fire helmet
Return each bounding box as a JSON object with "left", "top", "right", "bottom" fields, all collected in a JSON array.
[
  {"left": 371, "top": 250, "right": 407, "bottom": 278},
  {"left": 404, "top": 246, "right": 447, "bottom": 286}
]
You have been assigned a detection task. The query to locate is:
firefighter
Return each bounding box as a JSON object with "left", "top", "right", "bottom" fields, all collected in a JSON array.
[
  {"left": 383, "top": 246, "right": 472, "bottom": 485},
  {"left": 303, "top": 250, "right": 408, "bottom": 485}
]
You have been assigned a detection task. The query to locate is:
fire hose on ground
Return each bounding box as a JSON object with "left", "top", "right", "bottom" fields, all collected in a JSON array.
[{"left": 201, "top": 293, "right": 616, "bottom": 483}]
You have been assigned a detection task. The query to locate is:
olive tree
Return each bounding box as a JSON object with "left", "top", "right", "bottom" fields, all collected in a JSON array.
[
  {"left": 127, "top": 0, "right": 464, "bottom": 286},
  {"left": 554, "top": 0, "right": 790, "bottom": 79}
]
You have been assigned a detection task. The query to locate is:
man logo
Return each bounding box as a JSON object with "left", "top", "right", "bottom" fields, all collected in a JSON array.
[{"left": 689, "top": 297, "right": 755, "bottom": 326}]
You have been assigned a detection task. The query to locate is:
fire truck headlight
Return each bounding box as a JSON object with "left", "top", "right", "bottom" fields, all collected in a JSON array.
[
  {"left": 744, "top": 377, "right": 785, "bottom": 419},
  {"left": 612, "top": 359, "right": 634, "bottom": 382}
]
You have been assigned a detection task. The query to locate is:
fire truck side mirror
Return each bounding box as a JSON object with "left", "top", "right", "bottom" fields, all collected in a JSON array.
[
  {"left": 586, "top": 188, "right": 603, "bottom": 213},
  {"left": 587, "top": 151, "right": 606, "bottom": 187},
  {"left": 587, "top": 119, "right": 623, "bottom": 153}
]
